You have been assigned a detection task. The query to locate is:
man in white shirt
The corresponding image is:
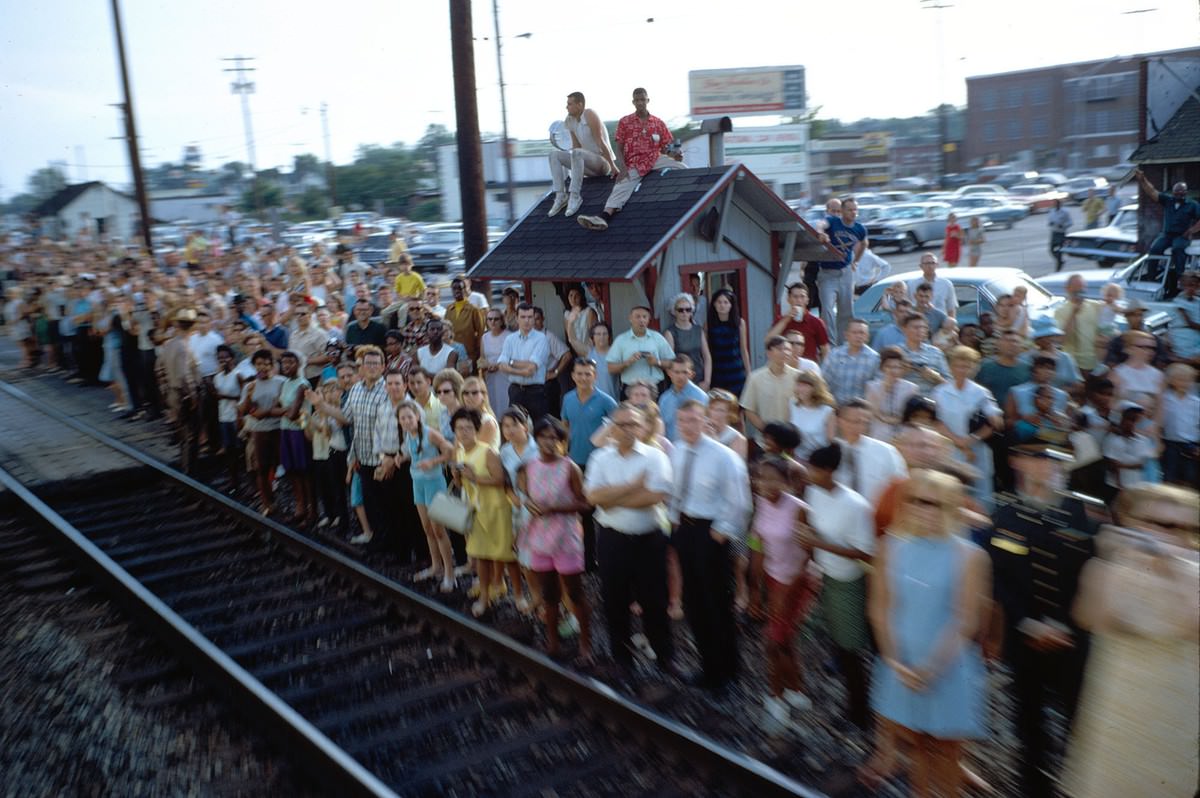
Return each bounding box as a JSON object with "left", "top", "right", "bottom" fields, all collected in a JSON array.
[
  {"left": 547, "top": 91, "right": 618, "bottom": 217},
  {"left": 1047, "top": 199, "right": 1073, "bottom": 272},
  {"left": 584, "top": 404, "right": 676, "bottom": 674},
  {"left": 669, "top": 400, "right": 752, "bottom": 690},
  {"left": 801, "top": 442, "right": 875, "bottom": 728},
  {"left": 833, "top": 399, "right": 907, "bottom": 505},
  {"left": 906, "top": 254, "right": 956, "bottom": 320},
  {"left": 189, "top": 309, "right": 226, "bottom": 455}
]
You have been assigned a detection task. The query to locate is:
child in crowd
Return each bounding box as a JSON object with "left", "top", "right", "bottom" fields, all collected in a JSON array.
[
  {"left": 307, "top": 380, "right": 347, "bottom": 533},
  {"left": 239, "top": 349, "right": 285, "bottom": 517},
  {"left": 279, "top": 351, "right": 317, "bottom": 527},
  {"left": 1097, "top": 282, "right": 1124, "bottom": 342},
  {"left": 1103, "top": 402, "right": 1156, "bottom": 495},
  {"left": 396, "top": 400, "right": 456, "bottom": 592},
  {"left": 1010, "top": 284, "right": 1030, "bottom": 338},
  {"left": 212, "top": 344, "right": 243, "bottom": 492},
  {"left": 753, "top": 456, "right": 817, "bottom": 725}
]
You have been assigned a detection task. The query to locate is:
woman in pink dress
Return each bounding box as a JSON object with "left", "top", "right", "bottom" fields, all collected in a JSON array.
[
  {"left": 517, "top": 416, "right": 592, "bottom": 662},
  {"left": 941, "top": 212, "right": 964, "bottom": 268}
]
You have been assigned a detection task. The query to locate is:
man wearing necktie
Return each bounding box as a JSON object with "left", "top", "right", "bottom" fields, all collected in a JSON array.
[{"left": 669, "top": 399, "right": 753, "bottom": 690}]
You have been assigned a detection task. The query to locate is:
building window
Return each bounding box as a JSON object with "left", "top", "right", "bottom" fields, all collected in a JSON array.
[
  {"left": 983, "top": 121, "right": 997, "bottom": 142},
  {"left": 1007, "top": 87, "right": 1022, "bottom": 108},
  {"left": 1092, "top": 110, "right": 1110, "bottom": 134},
  {"left": 1093, "top": 144, "right": 1112, "bottom": 158},
  {"left": 1031, "top": 117, "right": 1049, "bottom": 137},
  {"left": 1006, "top": 118, "right": 1021, "bottom": 139},
  {"left": 1030, "top": 83, "right": 1050, "bottom": 105},
  {"left": 980, "top": 89, "right": 998, "bottom": 111}
]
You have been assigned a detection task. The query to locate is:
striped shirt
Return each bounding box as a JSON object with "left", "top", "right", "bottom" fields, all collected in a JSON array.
[
  {"left": 821, "top": 344, "right": 881, "bottom": 405},
  {"left": 342, "top": 378, "right": 394, "bottom": 466}
]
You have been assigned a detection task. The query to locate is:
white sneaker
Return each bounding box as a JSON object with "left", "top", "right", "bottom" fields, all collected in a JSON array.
[
  {"left": 565, "top": 194, "right": 582, "bottom": 216},
  {"left": 316, "top": 517, "right": 330, "bottom": 528},
  {"left": 631, "top": 632, "right": 657, "bottom": 661},
  {"left": 548, "top": 194, "right": 568, "bottom": 216},
  {"left": 349, "top": 533, "right": 372, "bottom": 545},
  {"left": 577, "top": 215, "right": 608, "bottom": 231},
  {"left": 764, "top": 694, "right": 791, "bottom": 726},
  {"left": 783, "top": 689, "right": 813, "bottom": 711}
]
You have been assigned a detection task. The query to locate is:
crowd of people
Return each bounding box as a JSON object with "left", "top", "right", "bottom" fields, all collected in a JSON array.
[{"left": 3, "top": 206, "right": 1199, "bottom": 797}]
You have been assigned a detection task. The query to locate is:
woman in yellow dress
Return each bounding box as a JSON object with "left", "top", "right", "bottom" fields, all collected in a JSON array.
[
  {"left": 452, "top": 407, "right": 516, "bottom": 617},
  {"left": 1062, "top": 483, "right": 1199, "bottom": 798}
]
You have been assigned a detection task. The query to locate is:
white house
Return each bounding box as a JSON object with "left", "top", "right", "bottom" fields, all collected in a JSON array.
[{"left": 33, "top": 181, "right": 140, "bottom": 242}]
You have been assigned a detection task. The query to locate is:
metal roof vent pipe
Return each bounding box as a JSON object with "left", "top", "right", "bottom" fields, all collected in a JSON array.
[{"left": 700, "top": 117, "right": 733, "bottom": 166}]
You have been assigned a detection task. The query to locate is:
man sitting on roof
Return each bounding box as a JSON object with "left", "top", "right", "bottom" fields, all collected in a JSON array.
[
  {"left": 548, "top": 91, "right": 618, "bottom": 218},
  {"left": 578, "top": 87, "right": 684, "bottom": 232}
]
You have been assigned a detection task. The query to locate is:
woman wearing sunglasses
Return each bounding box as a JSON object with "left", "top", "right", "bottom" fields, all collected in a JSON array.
[{"left": 663, "top": 292, "right": 712, "bottom": 390}]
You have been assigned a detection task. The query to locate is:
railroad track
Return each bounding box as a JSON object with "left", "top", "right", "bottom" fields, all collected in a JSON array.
[{"left": 0, "top": 381, "right": 821, "bottom": 798}]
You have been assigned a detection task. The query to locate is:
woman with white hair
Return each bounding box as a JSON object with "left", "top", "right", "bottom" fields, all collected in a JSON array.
[{"left": 663, "top": 292, "right": 712, "bottom": 389}]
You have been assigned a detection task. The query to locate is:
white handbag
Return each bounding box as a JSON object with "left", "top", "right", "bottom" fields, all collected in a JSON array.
[{"left": 429, "top": 490, "right": 474, "bottom": 535}]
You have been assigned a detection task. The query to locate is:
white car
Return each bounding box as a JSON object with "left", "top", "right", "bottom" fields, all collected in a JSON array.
[{"left": 1060, "top": 204, "right": 1139, "bottom": 266}]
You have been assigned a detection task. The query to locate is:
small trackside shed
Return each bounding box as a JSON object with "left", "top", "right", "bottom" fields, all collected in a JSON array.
[{"left": 466, "top": 163, "right": 835, "bottom": 370}]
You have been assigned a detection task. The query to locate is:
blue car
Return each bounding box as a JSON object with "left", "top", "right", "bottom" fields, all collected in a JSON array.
[{"left": 950, "top": 196, "right": 1029, "bottom": 229}]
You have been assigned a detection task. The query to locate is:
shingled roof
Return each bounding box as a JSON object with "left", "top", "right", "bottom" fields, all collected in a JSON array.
[
  {"left": 31, "top": 181, "right": 132, "bottom": 217},
  {"left": 1131, "top": 94, "right": 1200, "bottom": 164},
  {"left": 468, "top": 164, "right": 832, "bottom": 282}
]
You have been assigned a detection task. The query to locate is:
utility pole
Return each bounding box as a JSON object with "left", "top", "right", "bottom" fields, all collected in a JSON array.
[
  {"left": 449, "top": 0, "right": 489, "bottom": 270},
  {"left": 921, "top": 0, "right": 954, "bottom": 184},
  {"left": 491, "top": 0, "right": 516, "bottom": 228},
  {"left": 109, "top": 0, "right": 153, "bottom": 251},
  {"left": 223, "top": 56, "right": 259, "bottom": 212},
  {"left": 320, "top": 101, "right": 337, "bottom": 208}
]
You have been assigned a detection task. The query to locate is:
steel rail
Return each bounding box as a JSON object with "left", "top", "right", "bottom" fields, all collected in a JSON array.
[{"left": 0, "top": 379, "right": 824, "bottom": 798}]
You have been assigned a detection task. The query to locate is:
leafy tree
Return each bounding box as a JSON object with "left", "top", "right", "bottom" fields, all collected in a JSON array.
[
  {"left": 292, "top": 153, "right": 322, "bottom": 180},
  {"left": 297, "top": 186, "right": 328, "bottom": 218},
  {"left": 407, "top": 198, "right": 441, "bottom": 222},
  {"left": 240, "top": 181, "right": 283, "bottom": 213},
  {"left": 27, "top": 166, "right": 68, "bottom": 199},
  {"left": 415, "top": 124, "right": 455, "bottom": 167}
]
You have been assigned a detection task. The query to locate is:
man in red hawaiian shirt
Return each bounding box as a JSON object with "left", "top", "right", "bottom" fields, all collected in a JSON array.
[{"left": 578, "top": 87, "right": 682, "bottom": 232}]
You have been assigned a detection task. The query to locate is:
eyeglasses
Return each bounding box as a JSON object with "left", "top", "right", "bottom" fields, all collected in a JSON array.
[
  {"left": 907, "top": 496, "right": 943, "bottom": 509},
  {"left": 464, "top": 389, "right": 482, "bottom": 395},
  {"left": 1134, "top": 344, "right": 1156, "bottom": 350},
  {"left": 614, "top": 421, "right": 641, "bottom": 429},
  {"left": 436, "top": 387, "right": 456, "bottom": 395},
  {"left": 487, "top": 316, "right": 502, "bottom": 322},
  {"left": 674, "top": 307, "right": 693, "bottom": 313}
]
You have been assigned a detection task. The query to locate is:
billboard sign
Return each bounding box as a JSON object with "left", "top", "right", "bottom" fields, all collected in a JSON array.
[{"left": 688, "top": 66, "right": 806, "bottom": 117}]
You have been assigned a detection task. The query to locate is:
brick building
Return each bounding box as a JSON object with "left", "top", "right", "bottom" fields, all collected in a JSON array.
[{"left": 964, "top": 46, "right": 1200, "bottom": 172}]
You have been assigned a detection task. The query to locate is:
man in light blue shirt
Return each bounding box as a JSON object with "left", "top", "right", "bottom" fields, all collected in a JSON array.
[
  {"left": 871, "top": 299, "right": 913, "bottom": 352},
  {"left": 607, "top": 305, "right": 674, "bottom": 394},
  {"left": 498, "top": 303, "right": 551, "bottom": 420},
  {"left": 658, "top": 354, "right": 708, "bottom": 440},
  {"left": 560, "top": 357, "right": 618, "bottom": 467}
]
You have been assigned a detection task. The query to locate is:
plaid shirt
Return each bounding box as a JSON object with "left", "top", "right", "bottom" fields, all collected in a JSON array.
[
  {"left": 343, "top": 378, "right": 394, "bottom": 466},
  {"left": 821, "top": 344, "right": 881, "bottom": 405},
  {"left": 401, "top": 318, "right": 430, "bottom": 354}
]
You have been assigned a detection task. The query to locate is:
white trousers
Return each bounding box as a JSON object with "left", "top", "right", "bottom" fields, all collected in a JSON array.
[
  {"left": 548, "top": 148, "right": 610, "bottom": 196},
  {"left": 603, "top": 155, "right": 684, "bottom": 211},
  {"left": 816, "top": 266, "right": 856, "bottom": 345}
]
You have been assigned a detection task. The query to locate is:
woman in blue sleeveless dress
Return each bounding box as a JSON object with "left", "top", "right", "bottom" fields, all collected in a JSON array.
[
  {"left": 397, "top": 400, "right": 457, "bottom": 593},
  {"left": 867, "top": 468, "right": 990, "bottom": 796},
  {"left": 705, "top": 287, "right": 749, "bottom": 395}
]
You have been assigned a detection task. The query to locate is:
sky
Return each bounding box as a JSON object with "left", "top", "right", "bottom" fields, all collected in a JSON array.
[{"left": 1, "top": 0, "right": 1197, "bottom": 200}]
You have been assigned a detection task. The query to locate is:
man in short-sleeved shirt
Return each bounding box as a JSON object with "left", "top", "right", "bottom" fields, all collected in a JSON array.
[
  {"left": 907, "top": 254, "right": 956, "bottom": 319},
  {"left": 607, "top": 306, "right": 674, "bottom": 390},
  {"left": 560, "top": 358, "right": 618, "bottom": 467},
  {"left": 740, "top": 336, "right": 799, "bottom": 435},
  {"left": 658, "top": 355, "right": 708, "bottom": 441},
  {"left": 578, "top": 88, "right": 681, "bottom": 232}
]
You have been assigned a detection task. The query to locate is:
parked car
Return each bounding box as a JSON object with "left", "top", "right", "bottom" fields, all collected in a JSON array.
[
  {"left": 408, "top": 228, "right": 465, "bottom": 273},
  {"left": 853, "top": 267, "right": 1062, "bottom": 335},
  {"left": 1061, "top": 175, "right": 1109, "bottom": 204},
  {"left": 953, "top": 184, "right": 1010, "bottom": 199},
  {"left": 1035, "top": 172, "right": 1069, "bottom": 187},
  {"left": 940, "top": 173, "right": 978, "bottom": 188},
  {"left": 1036, "top": 253, "right": 1173, "bottom": 334},
  {"left": 950, "top": 196, "right": 1030, "bottom": 229},
  {"left": 994, "top": 170, "right": 1040, "bottom": 188},
  {"left": 877, "top": 190, "right": 915, "bottom": 204},
  {"left": 356, "top": 233, "right": 394, "bottom": 265},
  {"left": 891, "top": 177, "right": 931, "bottom": 190},
  {"left": 1007, "top": 183, "right": 1069, "bottom": 213},
  {"left": 1058, "top": 204, "right": 1139, "bottom": 266},
  {"left": 866, "top": 202, "right": 958, "bottom": 253}
]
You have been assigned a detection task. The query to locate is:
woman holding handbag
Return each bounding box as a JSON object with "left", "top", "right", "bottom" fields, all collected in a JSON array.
[{"left": 397, "top": 400, "right": 457, "bottom": 593}]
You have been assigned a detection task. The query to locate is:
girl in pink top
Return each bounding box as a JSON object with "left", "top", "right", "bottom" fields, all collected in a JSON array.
[
  {"left": 517, "top": 416, "right": 592, "bottom": 663},
  {"left": 753, "top": 456, "right": 820, "bottom": 725}
]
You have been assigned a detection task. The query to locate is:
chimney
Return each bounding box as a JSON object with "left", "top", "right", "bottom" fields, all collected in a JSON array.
[{"left": 700, "top": 116, "right": 733, "bottom": 166}]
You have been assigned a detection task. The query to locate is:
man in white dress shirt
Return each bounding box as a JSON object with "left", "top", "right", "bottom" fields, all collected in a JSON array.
[
  {"left": 669, "top": 400, "right": 752, "bottom": 690},
  {"left": 583, "top": 404, "right": 676, "bottom": 675},
  {"left": 834, "top": 398, "right": 907, "bottom": 505}
]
